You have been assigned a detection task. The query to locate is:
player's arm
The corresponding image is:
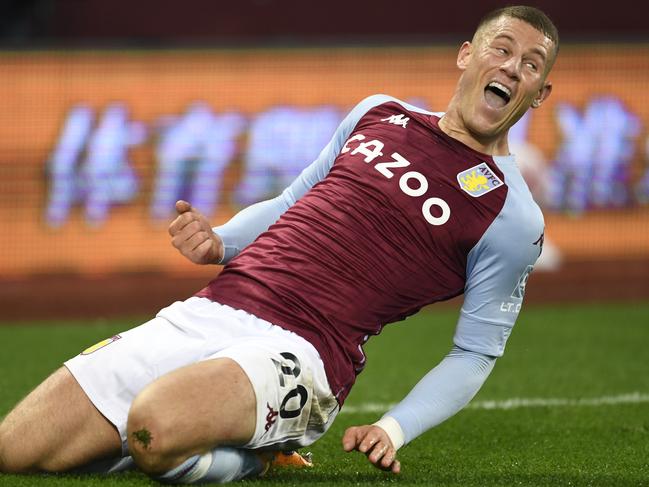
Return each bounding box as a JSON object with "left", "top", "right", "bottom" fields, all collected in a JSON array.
[
  {"left": 344, "top": 203, "right": 545, "bottom": 472},
  {"left": 342, "top": 341, "right": 498, "bottom": 474},
  {"left": 169, "top": 94, "right": 396, "bottom": 265}
]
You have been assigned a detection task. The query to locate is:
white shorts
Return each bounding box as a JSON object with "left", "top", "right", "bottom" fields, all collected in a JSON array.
[{"left": 65, "top": 297, "right": 339, "bottom": 455}]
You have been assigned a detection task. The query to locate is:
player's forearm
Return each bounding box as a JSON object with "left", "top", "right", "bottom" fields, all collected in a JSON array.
[
  {"left": 378, "top": 346, "right": 496, "bottom": 447},
  {"left": 213, "top": 195, "right": 291, "bottom": 264}
]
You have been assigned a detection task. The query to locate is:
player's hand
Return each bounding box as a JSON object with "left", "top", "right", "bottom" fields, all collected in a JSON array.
[
  {"left": 342, "top": 424, "right": 401, "bottom": 474},
  {"left": 168, "top": 200, "right": 224, "bottom": 265}
]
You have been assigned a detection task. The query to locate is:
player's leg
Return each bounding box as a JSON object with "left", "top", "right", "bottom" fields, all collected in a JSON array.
[
  {"left": 0, "top": 366, "right": 121, "bottom": 473},
  {"left": 126, "top": 322, "right": 339, "bottom": 484},
  {"left": 126, "top": 357, "right": 257, "bottom": 475},
  {"left": 0, "top": 307, "right": 217, "bottom": 475}
]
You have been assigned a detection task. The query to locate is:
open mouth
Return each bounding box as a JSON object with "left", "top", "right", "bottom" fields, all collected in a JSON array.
[{"left": 484, "top": 81, "right": 511, "bottom": 109}]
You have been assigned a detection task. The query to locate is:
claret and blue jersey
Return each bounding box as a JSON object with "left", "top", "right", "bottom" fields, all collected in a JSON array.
[{"left": 198, "top": 94, "right": 544, "bottom": 405}]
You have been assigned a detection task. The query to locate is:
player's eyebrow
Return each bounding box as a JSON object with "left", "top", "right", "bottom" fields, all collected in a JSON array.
[
  {"left": 494, "top": 32, "right": 548, "bottom": 62},
  {"left": 493, "top": 33, "right": 515, "bottom": 43}
]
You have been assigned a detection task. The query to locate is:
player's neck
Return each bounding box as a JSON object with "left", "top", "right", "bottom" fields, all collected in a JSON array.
[{"left": 438, "top": 109, "right": 510, "bottom": 156}]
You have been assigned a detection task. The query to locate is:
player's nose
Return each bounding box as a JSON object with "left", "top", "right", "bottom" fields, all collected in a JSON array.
[{"left": 500, "top": 56, "right": 521, "bottom": 81}]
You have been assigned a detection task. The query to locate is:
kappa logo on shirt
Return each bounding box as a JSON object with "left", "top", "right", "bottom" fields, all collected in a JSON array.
[
  {"left": 380, "top": 114, "right": 409, "bottom": 128},
  {"left": 457, "top": 162, "right": 504, "bottom": 197},
  {"left": 533, "top": 231, "right": 545, "bottom": 256}
]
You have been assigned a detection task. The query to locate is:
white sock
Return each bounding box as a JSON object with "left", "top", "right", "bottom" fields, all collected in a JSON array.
[{"left": 157, "top": 447, "right": 265, "bottom": 484}]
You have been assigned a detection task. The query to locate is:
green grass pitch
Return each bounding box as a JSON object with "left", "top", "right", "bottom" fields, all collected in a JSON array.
[{"left": 1, "top": 303, "right": 648, "bottom": 486}]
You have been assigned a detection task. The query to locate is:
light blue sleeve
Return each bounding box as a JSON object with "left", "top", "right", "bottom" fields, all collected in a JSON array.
[
  {"left": 454, "top": 162, "right": 544, "bottom": 356},
  {"left": 384, "top": 346, "right": 495, "bottom": 445},
  {"left": 214, "top": 94, "right": 397, "bottom": 264},
  {"left": 381, "top": 163, "right": 544, "bottom": 446}
]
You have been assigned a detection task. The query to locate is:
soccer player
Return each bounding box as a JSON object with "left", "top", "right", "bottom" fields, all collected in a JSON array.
[{"left": 0, "top": 5, "right": 558, "bottom": 483}]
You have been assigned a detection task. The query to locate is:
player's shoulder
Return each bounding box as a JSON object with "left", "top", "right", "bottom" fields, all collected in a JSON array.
[
  {"left": 481, "top": 156, "right": 544, "bottom": 254},
  {"left": 350, "top": 94, "right": 440, "bottom": 118},
  {"left": 500, "top": 156, "right": 545, "bottom": 228}
]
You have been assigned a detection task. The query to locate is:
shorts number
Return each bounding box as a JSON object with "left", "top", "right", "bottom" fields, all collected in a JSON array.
[{"left": 272, "top": 352, "right": 308, "bottom": 419}]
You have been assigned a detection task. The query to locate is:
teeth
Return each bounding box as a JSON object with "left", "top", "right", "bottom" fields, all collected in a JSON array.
[{"left": 488, "top": 81, "right": 511, "bottom": 98}]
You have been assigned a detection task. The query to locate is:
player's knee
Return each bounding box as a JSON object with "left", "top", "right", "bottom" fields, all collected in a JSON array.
[
  {"left": 0, "top": 427, "right": 7, "bottom": 473},
  {"left": 127, "top": 394, "right": 177, "bottom": 474},
  {"left": 0, "top": 419, "right": 17, "bottom": 473},
  {"left": 0, "top": 423, "right": 36, "bottom": 473}
]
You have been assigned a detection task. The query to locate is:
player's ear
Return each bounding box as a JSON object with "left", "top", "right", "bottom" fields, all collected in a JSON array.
[
  {"left": 457, "top": 41, "right": 472, "bottom": 71},
  {"left": 531, "top": 80, "right": 552, "bottom": 109}
]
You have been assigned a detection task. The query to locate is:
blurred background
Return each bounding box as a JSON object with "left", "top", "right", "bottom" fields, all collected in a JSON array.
[{"left": 1, "top": 0, "right": 648, "bottom": 320}]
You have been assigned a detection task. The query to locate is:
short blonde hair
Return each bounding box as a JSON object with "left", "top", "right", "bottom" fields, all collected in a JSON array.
[{"left": 475, "top": 5, "right": 559, "bottom": 69}]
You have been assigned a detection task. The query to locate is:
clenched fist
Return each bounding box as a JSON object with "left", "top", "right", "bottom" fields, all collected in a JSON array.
[{"left": 168, "top": 200, "right": 224, "bottom": 265}]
